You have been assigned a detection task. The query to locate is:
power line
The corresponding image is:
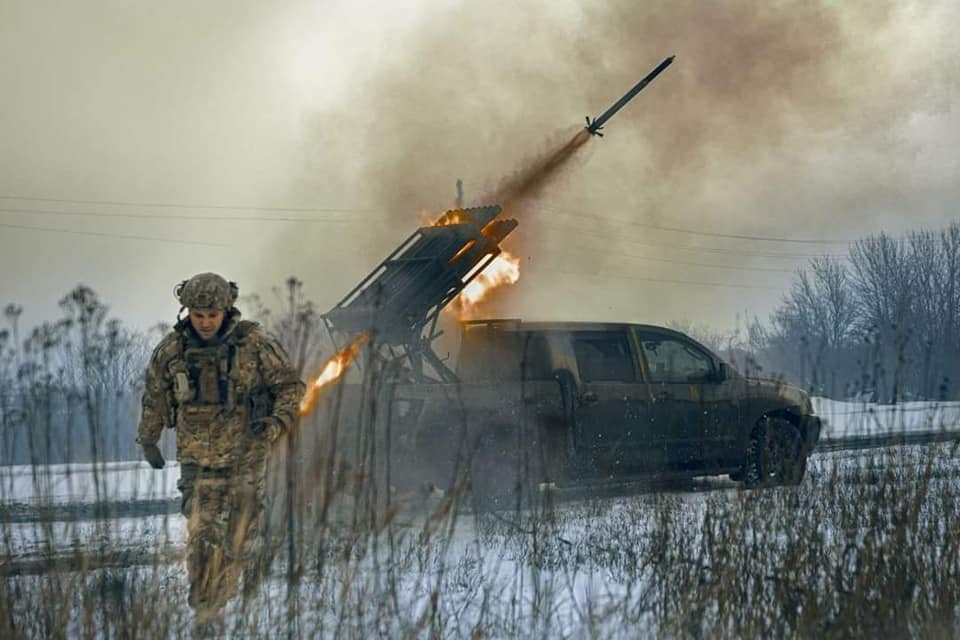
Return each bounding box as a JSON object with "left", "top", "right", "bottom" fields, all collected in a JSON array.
[
  {"left": 0, "top": 206, "right": 846, "bottom": 260},
  {"left": 0, "top": 207, "right": 357, "bottom": 224},
  {"left": 0, "top": 194, "right": 846, "bottom": 259},
  {"left": 0, "top": 221, "right": 228, "bottom": 247},
  {"left": 2, "top": 204, "right": 839, "bottom": 259},
  {"left": 0, "top": 194, "right": 375, "bottom": 214},
  {"left": 542, "top": 249, "right": 794, "bottom": 274},
  {"left": 554, "top": 268, "right": 780, "bottom": 291},
  {"left": 531, "top": 205, "right": 852, "bottom": 245},
  {"left": 517, "top": 222, "right": 842, "bottom": 260},
  {"left": 0, "top": 192, "right": 846, "bottom": 244}
]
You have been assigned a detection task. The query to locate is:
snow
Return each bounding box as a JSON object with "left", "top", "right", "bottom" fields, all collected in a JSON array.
[
  {"left": 3, "top": 441, "right": 959, "bottom": 637},
  {"left": 3, "top": 398, "right": 959, "bottom": 507},
  {"left": 2, "top": 514, "right": 184, "bottom": 559},
  {"left": 0, "top": 460, "right": 180, "bottom": 505},
  {"left": 813, "top": 397, "right": 960, "bottom": 439}
]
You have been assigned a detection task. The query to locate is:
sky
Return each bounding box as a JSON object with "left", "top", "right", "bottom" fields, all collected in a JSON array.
[{"left": 1, "top": 0, "right": 958, "bottom": 340}]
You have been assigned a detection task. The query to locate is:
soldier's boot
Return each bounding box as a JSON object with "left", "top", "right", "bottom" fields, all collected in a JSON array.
[
  {"left": 188, "top": 542, "right": 232, "bottom": 617},
  {"left": 241, "top": 545, "right": 273, "bottom": 606},
  {"left": 192, "top": 615, "right": 225, "bottom": 639}
]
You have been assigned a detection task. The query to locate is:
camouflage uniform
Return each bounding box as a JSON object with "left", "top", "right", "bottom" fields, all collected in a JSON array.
[{"left": 137, "top": 274, "right": 304, "bottom": 614}]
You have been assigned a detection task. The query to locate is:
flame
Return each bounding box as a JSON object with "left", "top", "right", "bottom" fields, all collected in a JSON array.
[
  {"left": 448, "top": 251, "right": 521, "bottom": 319},
  {"left": 433, "top": 210, "right": 474, "bottom": 226},
  {"left": 299, "top": 333, "right": 368, "bottom": 416}
]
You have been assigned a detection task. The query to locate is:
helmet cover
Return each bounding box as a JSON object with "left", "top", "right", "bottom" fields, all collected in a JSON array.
[{"left": 174, "top": 273, "right": 238, "bottom": 310}]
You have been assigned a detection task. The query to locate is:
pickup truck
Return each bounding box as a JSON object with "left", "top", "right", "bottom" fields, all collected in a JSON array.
[{"left": 380, "top": 319, "right": 821, "bottom": 505}]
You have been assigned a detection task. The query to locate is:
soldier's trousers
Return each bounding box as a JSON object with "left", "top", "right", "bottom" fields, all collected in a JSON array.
[{"left": 178, "top": 462, "right": 268, "bottom": 613}]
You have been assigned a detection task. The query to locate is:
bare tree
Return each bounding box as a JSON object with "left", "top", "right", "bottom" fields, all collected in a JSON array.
[
  {"left": 810, "top": 257, "right": 857, "bottom": 349},
  {"left": 769, "top": 224, "right": 960, "bottom": 401},
  {"left": 767, "top": 255, "right": 858, "bottom": 394},
  {"left": 241, "top": 277, "right": 332, "bottom": 377},
  {"left": 847, "top": 233, "right": 918, "bottom": 402},
  {"left": 848, "top": 233, "right": 915, "bottom": 337}
]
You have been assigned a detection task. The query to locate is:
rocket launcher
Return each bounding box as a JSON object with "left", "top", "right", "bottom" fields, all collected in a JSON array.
[{"left": 322, "top": 205, "right": 517, "bottom": 381}]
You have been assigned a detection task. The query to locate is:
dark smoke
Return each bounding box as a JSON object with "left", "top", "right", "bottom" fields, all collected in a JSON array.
[
  {"left": 299, "top": 1, "right": 903, "bottom": 216},
  {"left": 486, "top": 128, "right": 591, "bottom": 214}
]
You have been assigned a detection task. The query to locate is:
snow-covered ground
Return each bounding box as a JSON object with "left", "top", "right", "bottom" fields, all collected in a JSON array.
[
  {"left": 3, "top": 439, "right": 958, "bottom": 637},
  {"left": 2, "top": 398, "right": 957, "bottom": 509},
  {"left": 813, "top": 397, "right": 960, "bottom": 438},
  {"left": 0, "top": 460, "right": 180, "bottom": 505},
  {"left": 2, "top": 514, "right": 183, "bottom": 559}
]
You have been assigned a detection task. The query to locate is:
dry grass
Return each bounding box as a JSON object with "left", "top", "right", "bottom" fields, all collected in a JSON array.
[
  {"left": 2, "top": 287, "right": 959, "bottom": 638},
  {"left": 2, "top": 416, "right": 959, "bottom": 638}
]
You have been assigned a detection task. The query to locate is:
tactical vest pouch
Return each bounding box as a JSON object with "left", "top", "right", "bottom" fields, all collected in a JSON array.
[
  {"left": 184, "top": 345, "right": 230, "bottom": 405},
  {"left": 173, "top": 372, "right": 193, "bottom": 404},
  {"left": 249, "top": 389, "right": 273, "bottom": 421},
  {"left": 167, "top": 352, "right": 195, "bottom": 406}
]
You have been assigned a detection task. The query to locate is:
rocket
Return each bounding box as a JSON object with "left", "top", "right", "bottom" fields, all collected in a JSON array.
[{"left": 586, "top": 55, "right": 675, "bottom": 137}]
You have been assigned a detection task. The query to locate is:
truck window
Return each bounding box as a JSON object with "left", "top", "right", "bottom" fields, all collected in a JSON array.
[
  {"left": 572, "top": 332, "right": 636, "bottom": 382},
  {"left": 457, "top": 330, "right": 552, "bottom": 381},
  {"left": 639, "top": 336, "right": 713, "bottom": 383}
]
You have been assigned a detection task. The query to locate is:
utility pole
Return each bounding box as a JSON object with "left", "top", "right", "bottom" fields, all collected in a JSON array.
[{"left": 455, "top": 178, "right": 463, "bottom": 208}]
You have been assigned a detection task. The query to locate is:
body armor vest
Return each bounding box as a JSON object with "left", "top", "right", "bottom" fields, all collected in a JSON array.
[
  {"left": 168, "top": 320, "right": 269, "bottom": 468},
  {"left": 180, "top": 343, "right": 236, "bottom": 409}
]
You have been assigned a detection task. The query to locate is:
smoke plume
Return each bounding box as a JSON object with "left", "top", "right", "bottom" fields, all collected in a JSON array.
[{"left": 287, "top": 0, "right": 958, "bottom": 326}]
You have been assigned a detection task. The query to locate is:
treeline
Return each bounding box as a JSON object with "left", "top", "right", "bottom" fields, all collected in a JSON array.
[
  {"left": 759, "top": 222, "right": 960, "bottom": 402},
  {"left": 0, "top": 279, "right": 330, "bottom": 466},
  {"left": 4, "top": 224, "right": 958, "bottom": 465},
  {"left": 0, "top": 287, "right": 159, "bottom": 465}
]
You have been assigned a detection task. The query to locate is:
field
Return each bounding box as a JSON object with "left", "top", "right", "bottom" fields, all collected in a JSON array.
[{"left": 1, "top": 400, "right": 959, "bottom": 638}]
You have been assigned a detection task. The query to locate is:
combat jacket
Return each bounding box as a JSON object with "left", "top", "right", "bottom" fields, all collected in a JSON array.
[{"left": 136, "top": 311, "right": 304, "bottom": 468}]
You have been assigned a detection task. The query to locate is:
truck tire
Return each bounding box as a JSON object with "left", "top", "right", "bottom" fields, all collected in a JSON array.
[{"left": 743, "top": 416, "right": 806, "bottom": 488}]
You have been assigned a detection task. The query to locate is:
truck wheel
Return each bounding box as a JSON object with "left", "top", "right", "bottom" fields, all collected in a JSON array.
[{"left": 744, "top": 417, "right": 806, "bottom": 488}]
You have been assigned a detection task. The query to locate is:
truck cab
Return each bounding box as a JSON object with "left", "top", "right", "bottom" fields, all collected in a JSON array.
[{"left": 394, "top": 319, "right": 821, "bottom": 497}]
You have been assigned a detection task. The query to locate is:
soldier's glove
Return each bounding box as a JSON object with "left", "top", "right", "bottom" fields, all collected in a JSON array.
[
  {"left": 250, "top": 417, "right": 284, "bottom": 443},
  {"left": 141, "top": 444, "right": 165, "bottom": 470}
]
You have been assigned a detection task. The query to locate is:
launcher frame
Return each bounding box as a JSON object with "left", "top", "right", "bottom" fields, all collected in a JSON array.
[{"left": 322, "top": 205, "right": 517, "bottom": 383}]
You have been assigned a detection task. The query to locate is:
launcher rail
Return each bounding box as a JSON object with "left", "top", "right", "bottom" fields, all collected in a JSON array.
[{"left": 322, "top": 205, "right": 517, "bottom": 382}]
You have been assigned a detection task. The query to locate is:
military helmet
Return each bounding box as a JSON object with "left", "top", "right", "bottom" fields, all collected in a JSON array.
[{"left": 174, "top": 272, "right": 239, "bottom": 310}]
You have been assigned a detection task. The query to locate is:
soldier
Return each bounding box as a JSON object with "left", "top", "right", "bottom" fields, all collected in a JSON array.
[{"left": 136, "top": 272, "right": 304, "bottom": 620}]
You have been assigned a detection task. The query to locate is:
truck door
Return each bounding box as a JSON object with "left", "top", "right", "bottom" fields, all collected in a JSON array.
[
  {"left": 571, "top": 330, "right": 653, "bottom": 475},
  {"left": 634, "top": 331, "right": 715, "bottom": 469}
]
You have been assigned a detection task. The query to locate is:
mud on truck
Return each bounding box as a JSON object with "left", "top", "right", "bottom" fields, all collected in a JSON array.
[{"left": 319, "top": 206, "right": 821, "bottom": 507}]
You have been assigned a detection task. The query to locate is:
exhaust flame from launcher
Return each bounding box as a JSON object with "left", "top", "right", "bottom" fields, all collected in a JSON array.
[
  {"left": 434, "top": 209, "right": 522, "bottom": 318},
  {"left": 437, "top": 128, "right": 591, "bottom": 318},
  {"left": 299, "top": 333, "right": 368, "bottom": 416},
  {"left": 449, "top": 251, "right": 520, "bottom": 317}
]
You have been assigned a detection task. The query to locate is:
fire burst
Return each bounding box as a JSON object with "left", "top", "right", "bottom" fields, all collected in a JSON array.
[
  {"left": 299, "top": 333, "right": 368, "bottom": 416},
  {"left": 450, "top": 251, "right": 521, "bottom": 318},
  {"left": 433, "top": 210, "right": 474, "bottom": 226}
]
